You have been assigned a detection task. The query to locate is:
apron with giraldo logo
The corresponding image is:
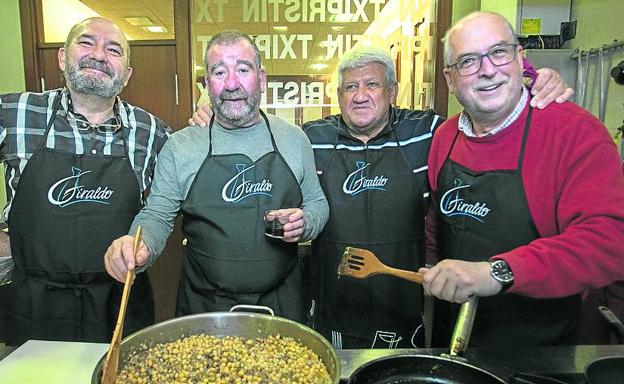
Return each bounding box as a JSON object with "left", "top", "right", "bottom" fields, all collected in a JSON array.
[
  {"left": 310, "top": 127, "right": 427, "bottom": 349},
  {"left": 434, "top": 107, "right": 580, "bottom": 347},
  {"left": 178, "top": 111, "right": 304, "bottom": 321},
  {"left": 6, "top": 91, "right": 153, "bottom": 346}
]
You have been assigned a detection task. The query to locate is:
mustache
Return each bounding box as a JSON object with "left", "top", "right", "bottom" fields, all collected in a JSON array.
[
  {"left": 219, "top": 89, "right": 248, "bottom": 100},
  {"left": 78, "top": 59, "right": 113, "bottom": 76}
]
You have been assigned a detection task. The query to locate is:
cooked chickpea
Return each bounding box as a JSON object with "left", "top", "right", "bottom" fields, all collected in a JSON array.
[{"left": 115, "top": 334, "right": 331, "bottom": 384}]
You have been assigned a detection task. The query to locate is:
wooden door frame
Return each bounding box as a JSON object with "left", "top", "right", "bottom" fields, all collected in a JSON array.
[
  {"left": 19, "top": 0, "right": 44, "bottom": 92},
  {"left": 434, "top": 0, "right": 452, "bottom": 117},
  {"left": 18, "top": 0, "right": 192, "bottom": 129}
]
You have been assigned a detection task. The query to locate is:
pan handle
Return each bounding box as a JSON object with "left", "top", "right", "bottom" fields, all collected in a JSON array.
[
  {"left": 449, "top": 296, "right": 479, "bottom": 357},
  {"left": 229, "top": 304, "right": 275, "bottom": 316},
  {"left": 598, "top": 305, "right": 624, "bottom": 343}
]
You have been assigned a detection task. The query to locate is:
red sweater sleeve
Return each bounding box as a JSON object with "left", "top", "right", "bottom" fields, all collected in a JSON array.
[
  {"left": 428, "top": 103, "right": 624, "bottom": 298},
  {"left": 425, "top": 115, "right": 460, "bottom": 266}
]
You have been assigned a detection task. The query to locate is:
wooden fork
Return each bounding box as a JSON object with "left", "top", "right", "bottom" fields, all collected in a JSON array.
[
  {"left": 101, "top": 226, "right": 142, "bottom": 384},
  {"left": 337, "top": 247, "right": 424, "bottom": 284}
]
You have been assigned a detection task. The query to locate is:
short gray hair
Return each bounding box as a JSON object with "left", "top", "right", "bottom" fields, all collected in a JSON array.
[
  {"left": 64, "top": 17, "right": 131, "bottom": 66},
  {"left": 204, "top": 31, "right": 262, "bottom": 72},
  {"left": 337, "top": 46, "right": 396, "bottom": 88},
  {"left": 442, "top": 11, "right": 519, "bottom": 66}
]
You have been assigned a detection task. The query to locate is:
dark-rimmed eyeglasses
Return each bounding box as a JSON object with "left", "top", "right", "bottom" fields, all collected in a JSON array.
[
  {"left": 447, "top": 44, "right": 519, "bottom": 77},
  {"left": 67, "top": 110, "right": 122, "bottom": 134}
]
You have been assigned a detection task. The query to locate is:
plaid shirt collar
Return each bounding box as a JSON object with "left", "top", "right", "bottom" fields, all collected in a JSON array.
[
  {"left": 458, "top": 86, "right": 528, "bottom": 137},
  {"left": 57, "top": 88, "right": 124, "bottom": 127}
]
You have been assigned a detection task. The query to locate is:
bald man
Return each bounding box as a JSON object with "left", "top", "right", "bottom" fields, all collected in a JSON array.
[
  {"left": 0, "top": 17, "right": 170, "bottom": 345},
  {"left": 422, "top": 12, "right": 624, "bottom": 347}
]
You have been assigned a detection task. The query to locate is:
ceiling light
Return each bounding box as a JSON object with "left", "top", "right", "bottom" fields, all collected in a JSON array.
[
  {"left": 144, "top": 26, "right": 167, "bottom": 33},
  {"left": 310, "top": 63, "right": 329, "bottom": 71},
  {"left": 125, "top": 17, "right": 154, "bottom": 26},
  {"left": 273, "top": 26, "right": 288, "bottom": 32}
]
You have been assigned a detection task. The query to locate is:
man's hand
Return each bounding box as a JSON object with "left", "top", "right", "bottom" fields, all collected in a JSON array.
[
  {"left": 530, "top": 68, "right": 575, "bottom": 109},
  {"left": 418, "top": 260, "right": 502, "bottom": 303},
  {"left": 265, "top": 208, "right": 305, "bottom": 243},
  {"left": 188, "top": 103, "right": 214, "bottom": 127},
  {"left": 104, "top": 235, "right": 150, "bottom": 282}
]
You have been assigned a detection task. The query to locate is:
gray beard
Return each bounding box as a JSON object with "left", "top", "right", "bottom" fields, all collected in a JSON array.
[
  {"left": 209, "top": 88, "right": 262, "bottom": 127},
  {"left": 64, "top": 59, "right": 125, "bottom": 99}
]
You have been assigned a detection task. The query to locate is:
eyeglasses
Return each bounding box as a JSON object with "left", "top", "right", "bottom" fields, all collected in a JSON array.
[
  {"left": 447, "top": 44, "right": 519, "bottom": 77},
  {"left": 67, "top": 110, "right": 122, "bottom": 134}
]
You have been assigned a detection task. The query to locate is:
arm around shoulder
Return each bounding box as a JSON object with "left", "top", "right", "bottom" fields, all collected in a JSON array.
[{"left": 295, "top": 131, "right": 328, "bottom": 242}]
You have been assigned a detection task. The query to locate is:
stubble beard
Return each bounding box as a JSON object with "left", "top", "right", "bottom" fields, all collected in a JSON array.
[
  {"left": 209, "top": 87, "right": 262, "bottom": 127},
  {"left": 64, "top": 58, "right": 126, "bottom": 99}
]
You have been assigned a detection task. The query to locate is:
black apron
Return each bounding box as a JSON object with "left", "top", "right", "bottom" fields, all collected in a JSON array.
[
  {"left": 5, "top": 92, "right": 154, "bottom": 346},
  {"left": 178, "top": 111, "right": 304, "bottom": 321},
  {"left": 434, "top": 107, "right": 580, "bottom": 347},
  {"left": 310, "top": 126, "right": 427, "bottom": 349}
]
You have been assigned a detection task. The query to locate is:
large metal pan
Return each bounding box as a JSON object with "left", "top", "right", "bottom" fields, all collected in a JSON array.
[{"left": 91, "top": 309, "right": 340, "bottom": 383}]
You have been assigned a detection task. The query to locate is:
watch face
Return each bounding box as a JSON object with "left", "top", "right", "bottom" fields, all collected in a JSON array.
[{"left": 491, "top": 260, "right": 514, "bottom": 284}]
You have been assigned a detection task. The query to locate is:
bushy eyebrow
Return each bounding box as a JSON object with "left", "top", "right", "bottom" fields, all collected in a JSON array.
[
  {"left": 236, "top": 59, "right": 255, "bottom": 69},
  {"left": 209, "top": 59, "right": 256, "bottom": 72}
]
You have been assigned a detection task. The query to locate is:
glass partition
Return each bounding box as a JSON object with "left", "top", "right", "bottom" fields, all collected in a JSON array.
[{"left": 191, "top": 0, "right": 438, "bottom": 126}]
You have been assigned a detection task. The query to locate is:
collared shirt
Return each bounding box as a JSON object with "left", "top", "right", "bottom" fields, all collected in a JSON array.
[
  {"left": 0, "top": 88, "right": 171, "bottom": 221},
  {"left": 458, "top": 86, "right": 529, "bottom": 137}
]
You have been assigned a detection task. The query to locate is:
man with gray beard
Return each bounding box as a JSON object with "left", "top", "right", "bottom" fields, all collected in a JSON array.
[
  {"left": 105, "top": 31, "right": 328, "bottom": 322},
  {"left": 0, "top": 17, "right": 170, "bottom": 346}
]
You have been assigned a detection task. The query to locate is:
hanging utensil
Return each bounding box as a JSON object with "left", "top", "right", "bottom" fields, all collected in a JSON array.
[
  {"left": 577, "top": 50, "right": 591, "bottom": 108},
  {"left": 598, "top": 46, "right": 608, "bottom": 122},
  {"left": 337, "top": 247, "right": 424, "bottom": 284},
  {"left": 575, "top": 50, "right": 585, "bottom": 105},
  {"left": 101, "top": 226, "right": 142, "bottom": 384}
]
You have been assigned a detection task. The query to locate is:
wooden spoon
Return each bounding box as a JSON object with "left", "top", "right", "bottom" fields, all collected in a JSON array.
[{"left": 101, "top": 226, "right": 142, "bottom": 384}]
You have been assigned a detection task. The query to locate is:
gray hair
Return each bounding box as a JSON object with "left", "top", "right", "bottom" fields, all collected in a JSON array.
[
  {"left": 442, "top": 11, "right": 519, "bottom": 66},
  {"left": 204, "top": 31, "right": 262, "bottom": 72},
  {"left": 64, "top": 17, "right": 131, "bottom": 65},
  {"left": 337, "top": 46, "right": 397, "bottom": 88}
]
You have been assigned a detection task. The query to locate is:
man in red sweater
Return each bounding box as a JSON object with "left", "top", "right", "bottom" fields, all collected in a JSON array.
[{"left": 421, "top": 11, "right": 624, "bottom": 347}]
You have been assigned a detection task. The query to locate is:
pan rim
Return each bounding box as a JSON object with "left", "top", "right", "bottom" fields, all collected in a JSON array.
[{"left": 348, "top": 354, "right": 507, "bottom": 384}]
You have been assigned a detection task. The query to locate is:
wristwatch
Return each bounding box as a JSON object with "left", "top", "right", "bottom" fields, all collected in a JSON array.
[{"left": 490, "top": 259, "right": 514, "bottom": 291}]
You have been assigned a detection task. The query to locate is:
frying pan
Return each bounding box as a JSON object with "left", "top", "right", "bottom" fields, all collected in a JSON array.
[
  {"left": 348, "top": 297, "right": 507, "bottom": 384},
  {"left": 584, "top": 306, "right": 624, "bottom": 384},
  {"left": 348, "top": 354, "right": 506, "bottom": 384}
]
